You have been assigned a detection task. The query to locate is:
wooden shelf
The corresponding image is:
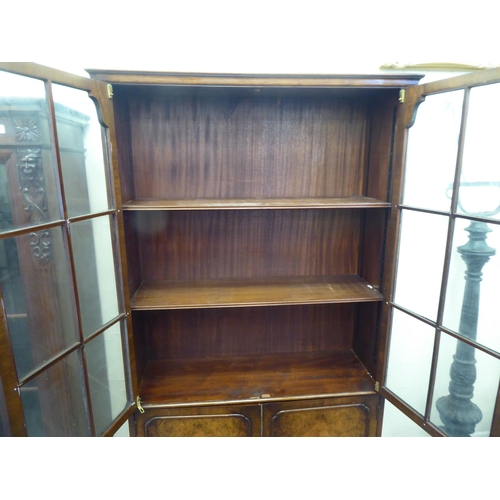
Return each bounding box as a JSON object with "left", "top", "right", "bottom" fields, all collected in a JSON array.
[
  {"left": 123, "top": 196, "right": 390, "bottom": 211},
  {"left": 139, "top": 350, "right": 377, "bottom": 406},
  {"left": 130, "top": 274, "right": 382, "bottom": 310}
]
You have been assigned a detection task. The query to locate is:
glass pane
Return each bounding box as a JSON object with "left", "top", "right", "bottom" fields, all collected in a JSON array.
[
  {"left": 458, "top": 83, "right": 500, "bottom": 219},
  {"left": 70, "top": 215, "right": 121, "bottom": 337},
  {"left": 393, "top": 209, "right": 449, "bottom": 321},
  {"left": 431, "top": 332, "right": 500, "bottom": 437},
  {"left": 403, "top": 90, "right": 464, "bottom": 212},
  {"left": 113, "top": 420, "right": 130, "bottom": 437},
  {"left": 52, "top": 84, "right": 111, "bottom": 218},
  {"left": 443, "top": 218, "right": 500, "bottom": 353},
  {"left": 20, "top": 349, "right": 90, "bottom": 436},
  {"left": 386, "top": 308, "right": 435, "bottom": 414},
  {"left": 0, "top": 227, "right": 78, "bottom": 379},
  {"left": 381, "top": 400, "right": 431, "bottom": 437},
  {"left": 85, "top": 322, "right": 128, "bottom": 435},
  {"left": 0, "top": 71, "right": 62, "bottom": 232}
]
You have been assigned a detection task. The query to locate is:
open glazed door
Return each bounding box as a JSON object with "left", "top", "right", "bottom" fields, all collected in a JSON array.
[
  {"left": 0, "top": 63, "right": 137, "bottom": 436},
  {"left": 379, "top": 68, "right": 500, "bottom": 437}
]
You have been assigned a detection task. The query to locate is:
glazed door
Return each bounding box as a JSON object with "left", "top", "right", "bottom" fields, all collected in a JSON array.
[
  {"left": 0, "top": 63, "right": 137, "bottom": 436},
  {"left": 379, "top": 68, "right": 500, "bottom": 437}
]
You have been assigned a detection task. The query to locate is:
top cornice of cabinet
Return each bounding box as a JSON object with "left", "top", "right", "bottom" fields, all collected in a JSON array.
[{"left": 85, "top": 70, "right": 423, "bottom": 88}]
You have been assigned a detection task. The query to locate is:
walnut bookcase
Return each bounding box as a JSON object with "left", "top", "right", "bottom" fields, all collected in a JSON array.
[{"left": 88, "top": 71, "right": 422, "bottom": 436}]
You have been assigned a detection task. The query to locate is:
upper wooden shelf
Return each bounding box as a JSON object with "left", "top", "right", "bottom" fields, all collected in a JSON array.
[
  {"left": 130, "top": 274, "right": 382, "bottom": 310},
  {"left": 139, "top": 350, "right": 376, "bottom": 406},
  {"left": 122, "top": 196, "right": 390, "bottom": 211}
]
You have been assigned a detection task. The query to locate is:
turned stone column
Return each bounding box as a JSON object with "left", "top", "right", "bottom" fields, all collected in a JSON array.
[{"left": 436, "top": 221, "right": 496, "bottom": 436}]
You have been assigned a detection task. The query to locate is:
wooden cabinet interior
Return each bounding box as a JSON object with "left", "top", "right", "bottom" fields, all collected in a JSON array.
[{"left": 89, "top": 71, "right": 422, "bottom": 436}]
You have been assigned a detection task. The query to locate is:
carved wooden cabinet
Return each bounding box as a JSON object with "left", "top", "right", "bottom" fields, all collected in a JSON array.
[{"left": 1, "top": 63, "right": 500, "bottom": 437}]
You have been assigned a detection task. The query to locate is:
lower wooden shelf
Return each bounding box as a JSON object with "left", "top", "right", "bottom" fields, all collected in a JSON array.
[
  {"left": 139, "top": 350, "right": 376, "bottom": 407},
  {"left": 123, "top": 196, "right": 391, "bottom": 210},
  {"left": 131, "top": 274, "right": 382, "bottom": 310}
]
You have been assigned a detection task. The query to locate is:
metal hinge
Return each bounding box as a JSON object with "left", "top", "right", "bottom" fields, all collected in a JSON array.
[
  {"left": 107, "top": 84, "right": 114, "bottom": 99},
  {"left": 375, "top": 381, "right": 380, "bottom": 392},
  {"left": 136, "top": 395, "right": 145, "bottom": 413},
  {"left": 399, "top": 89, "right": 405, "bottom": 103}
]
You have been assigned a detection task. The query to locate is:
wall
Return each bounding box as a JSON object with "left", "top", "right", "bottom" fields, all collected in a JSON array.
[{"left": 4, "top": 1, "right": 499, "bottom": 77}]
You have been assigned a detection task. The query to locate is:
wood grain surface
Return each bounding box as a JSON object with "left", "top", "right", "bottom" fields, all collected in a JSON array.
[
  {"left": 123, "top": 196, "right": 390, "bottom": 210},
  {"left": 131, "top": 275, "right": 382, "bottom": 310},
  {"left": 125, "top": 93, "right": 369, "bottom": 199},
  {"left": 139, "top": 304, "right": 356, "bottom": 359},
  {"left": 139, "top": 350, "right": 376, "bottom": 406},
  {"left": 130, "top": 209, "right": 363, "bottom": 281},
  {"left": 270, "top": 404, "right": 370, "bottom": 437}
]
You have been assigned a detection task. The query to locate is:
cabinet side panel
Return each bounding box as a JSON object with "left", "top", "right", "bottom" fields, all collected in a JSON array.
[
  {"left": 365, "top": 92, "right": 399, "bottom": 201},
  {"left": 353, "top": 302, "right": 380, "bottom": 376},
  {"left": 128, "top": 93, "right": 369, "bottom": 199},
  {"left": 360, "top": 93, "right": 397, "bottom": 287},
  {"left": 136, "top": 210, "right": 362, "bottom": 280},
  {"left": 356, "top": 95, "right": 395, "bottom": 374},
  {"left": 359, "top": 209, "right": 388, "bottom": 288},
  {"left": 132, "top": 312, "right": 148, "bottom": 385},
  {"left": 123, "top": 212, "right": 141, "bottom": 294},
  {"left": 113, "top": 92, "right": 136, "bottom": 204},
  {"left": 144, "top": 304, "right": 355, "bottom": 359}
]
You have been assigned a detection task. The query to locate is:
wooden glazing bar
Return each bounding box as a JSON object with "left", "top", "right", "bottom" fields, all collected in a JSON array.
[
  {"left": 131, "top": 275, "right": 383, "bottom": 310},
  {"left": 123, "top": 196, "right": 391, "bottom": 210},
  {"left": 139, "top": 350, "right": 376, "bottom": 406}
]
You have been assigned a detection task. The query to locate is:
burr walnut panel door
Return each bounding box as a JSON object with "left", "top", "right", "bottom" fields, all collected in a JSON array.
[
  {"left": 136, "top": 405, "right": 261, "bottom": 437},
  {"left": 263, "top": 396, "right": 378, "bottom": 437}
]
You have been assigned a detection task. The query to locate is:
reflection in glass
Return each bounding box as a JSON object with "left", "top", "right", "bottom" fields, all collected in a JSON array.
[
  {"left": 52, "top": 84, "right": 111, "bottom": 218},
  {"left": 431, "top": 333, "right": 500, "bottom": 437},
  {"left": 458, "top": 83, "right": 500, "bottom": 219},
  {"left": 443, "top": 218, "right": 500, "bottom": 353},
  {"left": 113, "top": 420, "right": 130, "bottom": 437},
  {"left": 393, "top": 209, "right": 449, "bottom": 321},
  {"left": 386, "top": 309, "right": 435, "bottom": 415},
  {"left": 0, "top": 71, "right": 61, "bottom": 232},
  {"left": 0, "top": 374, "right": 9, "bottom": 436},
  {"left": 381, "top": 400, "right": 431, "bottom": 437},
  {"left": 0, "top": 227, "right": 78, "bottom": 379},
  {"left": 85, "top": 322, "right": 128, "bottom": 435},
  {"left": 70, "top": 215, "right": 120, "bottom": 337},
  {"left": 403, "top": 90, "right": 464, "bottom": 212},
  {"left": 21, "top": 349, "right": 90, "bottom": 436}
]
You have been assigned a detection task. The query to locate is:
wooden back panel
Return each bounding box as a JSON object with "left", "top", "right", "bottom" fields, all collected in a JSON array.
[
  {"left": 140, "top": 303, "right": 355, "bottom": 359},
  {"left": 132, "top": 209, "right": 362, "bottom": 281},
  {"left": 118, "top": 89, "right": 370, "bottom": 200}
]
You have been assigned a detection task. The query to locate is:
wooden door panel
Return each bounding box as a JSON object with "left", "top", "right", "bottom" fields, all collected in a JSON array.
[
  {"left": 136, "top": 405, "right": 261, "bottom": 437},
  {"left": 263, "top": 396, "right": 378, "bottom": 437}
]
